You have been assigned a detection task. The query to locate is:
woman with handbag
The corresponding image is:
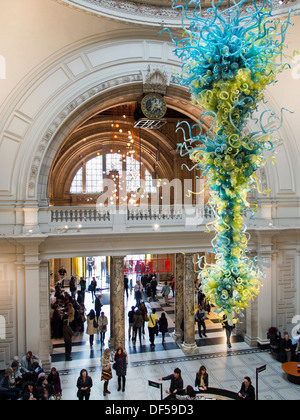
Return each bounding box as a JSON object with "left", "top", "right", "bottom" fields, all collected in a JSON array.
[
  {"left": 101, "top": 348, "right": 112, "bottom": 396},
  {"left": 161, "top": 282, "right": 171, "bottom": 306},
  {"left": 86, "top": 310, "right": 98, "bottom": 349},
  {"left": 148, "top": 309, "right": 158, "bottom": 349}
]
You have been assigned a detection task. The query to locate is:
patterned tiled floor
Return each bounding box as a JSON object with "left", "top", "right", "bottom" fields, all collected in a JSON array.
[{"left": 51, "top": 287, "right": 300, "bottom": 400}]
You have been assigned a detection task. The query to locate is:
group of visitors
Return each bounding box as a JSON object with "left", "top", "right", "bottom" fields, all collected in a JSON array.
[
  {"left": 0, "top": 351, "right": 62, "bottom": 400},
  {"left": 128, "top": 304, "right": 169, "bottom": 347},
  {"left": 77, "top": 347, "right": 128, "bottom": 399},
  {"left": 157, "top": 366, "right": 255, "bottom": 401},
  {"left": 267, "top": 327, "right": 300, "bottom": 363}
]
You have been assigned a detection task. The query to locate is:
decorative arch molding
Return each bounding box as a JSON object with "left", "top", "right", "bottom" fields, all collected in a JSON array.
[{"left": 0, "top": 35, "right": 297, "bottom": 209}]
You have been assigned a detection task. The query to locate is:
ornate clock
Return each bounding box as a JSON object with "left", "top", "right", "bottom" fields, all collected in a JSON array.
[{"left": 141, "top": 93, "right": 167, "bottom": 120}]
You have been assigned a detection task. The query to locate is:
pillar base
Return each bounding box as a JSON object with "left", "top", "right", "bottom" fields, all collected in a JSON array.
[{"left": 181, "top": 342, "right": 199, "bottom": 355}]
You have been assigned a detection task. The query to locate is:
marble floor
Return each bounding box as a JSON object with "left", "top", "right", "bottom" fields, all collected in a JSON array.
[{"left": 51, "top": 287, "right": 300, "bottom": 401}]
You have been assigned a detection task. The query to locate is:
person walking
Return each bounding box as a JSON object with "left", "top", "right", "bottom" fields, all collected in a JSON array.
[
  {"left": 150, "top": 276, "right": 158, "bottom": 301},
  {"left": 86, "top": 309, "right": 98, "bottom": 349},
  {"left": 101, "top": 348, "right": 112, "bottom": 396},
  {"left": 222, "top": 315, "right": 235, "bottom": 349},
  {"left": 98, "top": 312, "right": 108, "bottom": 346},
  {"left": 158, "top": 312, "right": 168, "bottom": 344},
  {"left": 76, "top": 369, "right": 93, "bottom": 400},
  {"left": 128, "top": 306, "right": 136, "bottom": 341},
  {"left": 124, "top": 275, "right": 129, "bottom": 298},
  {"left": 95, "top": 294, "right": 103, "bottom": 320},
  {"left": 133, "top": 309, "right": 144, "bottom": 345},
  {"left": 63, "top": 319, "right": 75, "bottom": 361},
  {"left": 90, "top": 277, "right": 97, "bottom": 303},
  {"left": 114, "top": 347, "right": 127, "bottom": 392},
  {"left": 161, "top": 282, "right": 171, "bottom": 306},
  {"left": 139, "top": 301, "right": 149, "bottom": 335},
  {"left": 134, "top": 280, "right": 143, "bottom": 308},
  {"left": 148, "top": 309, "right": 158, "bottom": 349},
  {"left": 195, "top": 305, "right": 207, "bottom": 338}
]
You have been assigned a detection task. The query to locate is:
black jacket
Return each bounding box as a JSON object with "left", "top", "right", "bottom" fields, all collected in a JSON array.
[
  {"left": 162, "top": 374, "right": 184, "bottom": 394},
  {"left": 238, "top": 383, "right": 255, "bottom": 400}
]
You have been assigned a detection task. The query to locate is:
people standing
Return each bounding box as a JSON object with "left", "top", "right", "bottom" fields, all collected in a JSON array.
[
  {"left": 63, "top": 319, "right": 75, "bottom": 361},
  {"left": 69, "top": 276, "right": 77, "bottom": 299},
  {"left": 133, "top": 309, "right": 144, "bottom": 345},
  {"left": 86, "top": 310, "right": 98, "bottom": 349},
  {"left": 148, "top": 309, "right": 158, "bottom": 349},
  {"left": 150, "top": 276, "right": 158, "bottom": 301},
  {"left": 134, "top": 280, "right": 143, "bottom": 308},
  {"left": 128, "top": 306, "right": 136, "bottom": 341},
  {"left": 114, "top": 347, "right": 127, "bottom": 392},
  {"left": 139, "top": 301, "right": 148, "bottom": 335},
  {"left": 195, "top": 305, "right": 207, "bottom": 338},
  {"left": 98, "top": 312, "right": 108, "bottom": 346},
  {"left": 95, "top": 294, "right": 103, "bottom": 320},
  {"left": 101, "top": 349, "right": 112, "bottom": 396},
  {"left": 170, "top": 275, "right": 175, "bottom": 297},
  {"left": 161, "top": 282, "right": 171, "bottom": 306},
  {"left": 90, "top": 277, "right": 97, "bottom": 303},
  {"left": 124, "top": 275, "right": 129, "bottom": 298},
  {"left": 76, "top": 369, "right": 93, "bottom": 401},
  {"left": 222, "top": 316, "right": 235, "bottom": 349},
  {"left": 158, "top": 312, "right": 168, "bottom": 344}
]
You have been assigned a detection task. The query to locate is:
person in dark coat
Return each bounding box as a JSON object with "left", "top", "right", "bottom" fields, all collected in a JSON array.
[
  {"left": 95, "top": 295, "right": 103, "bottom": 320},
  {"left": 158, "top": 312, "right": 169, "bottom": 344},
  {"left": 63, "top": 319, "right": 75, "bottom": 361},
  {"left": 114, "top": 347, "right": 127, "bottom": 392},
  {"left": 77, "top": 369, "right": 93, "bottom": 401},
  {"left": 238, "top": 377, "right": 255, "bottom": 400},
  {"left": 158, "top": 368, "right": 184, "bottom": 399}
]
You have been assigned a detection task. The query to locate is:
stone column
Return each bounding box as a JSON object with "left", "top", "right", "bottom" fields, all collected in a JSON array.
[
  {"left": 174, "top": 253, "right": 184, "bottom": 341},
  {"left": 182, "top": 253, "right": 198, "bottom": 354},
  {"left": 110, "top": 256, "right": 125, "bottom": 350}
]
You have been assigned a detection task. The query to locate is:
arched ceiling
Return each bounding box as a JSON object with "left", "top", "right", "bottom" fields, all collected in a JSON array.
[{"left": 48, "top": 93, "right": 205, "bottom": 205}]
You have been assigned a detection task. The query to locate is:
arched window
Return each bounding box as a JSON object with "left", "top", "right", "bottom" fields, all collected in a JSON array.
[
  {"left": 86, "top": 155, "right": 103, "bottom": 193},
  {"left": 70, "top": 154, "right": 156, "bottom": 196},
  {"left": 70, "top": 167, "right": 83, "bottom": 194}
]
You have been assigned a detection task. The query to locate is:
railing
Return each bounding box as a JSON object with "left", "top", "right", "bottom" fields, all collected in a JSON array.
[{"left": 37, "top": 204, "right": 219, "bottom": 234}]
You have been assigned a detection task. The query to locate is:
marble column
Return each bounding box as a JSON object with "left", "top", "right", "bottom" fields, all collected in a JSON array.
[
  {"left": 182, "top": 253, "right": 199, "bottom": 354},
  {"left": 110, "top": 256, "right": 125, "bottom": 350},
  {"left": 174, "top": 253, "right": 184, "bottom": 341}
]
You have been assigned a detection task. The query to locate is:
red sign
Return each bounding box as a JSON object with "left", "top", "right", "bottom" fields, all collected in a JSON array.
[{"left": 124, "top": 259, "right": 173, "bottom": 275}]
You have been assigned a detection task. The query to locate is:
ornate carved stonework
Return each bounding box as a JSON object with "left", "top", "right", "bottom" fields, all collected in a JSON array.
[
  {"left": 53, "top": 0, "right": 300, "bottom": 27},
  {"left": 141, "top": 65, "right": 172, "bottom": 94}
]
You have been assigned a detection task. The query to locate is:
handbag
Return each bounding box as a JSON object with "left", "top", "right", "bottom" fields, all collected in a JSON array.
[
  {"left": 93, "top": 319, "right": 98, "bottom": 329},
  {"left": 101, "top": 369, "right": 112, "bottom": 381}
]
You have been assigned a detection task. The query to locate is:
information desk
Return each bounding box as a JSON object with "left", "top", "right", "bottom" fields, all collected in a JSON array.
[
  {"left": 282, "top": 362, "right": 300, "bottom": 385},
  {"left": 194, "top": 387, "right": 240, "bottom": 401}
]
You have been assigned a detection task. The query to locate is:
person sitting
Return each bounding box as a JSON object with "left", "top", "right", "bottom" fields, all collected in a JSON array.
[
  {"left": 20, "top": 351, "right": 41, "bottom": 376},
  {"left": 175, "top": 385, "right": 198, "bottom": 400},
  {"left": 158, "top": 368, "right": 184, "bottom": 400},
  {"left": 195, "top": 365, "right": 209, "bottom": 391},
  {"left": 0, "top": 368, "right": 20, "bottom": 400},
  {"left": 267, "top": 327, "right": 281, "bottom": 355},
  {"left": 238, "top": 377, "right": 255, "bottom": 400}
]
